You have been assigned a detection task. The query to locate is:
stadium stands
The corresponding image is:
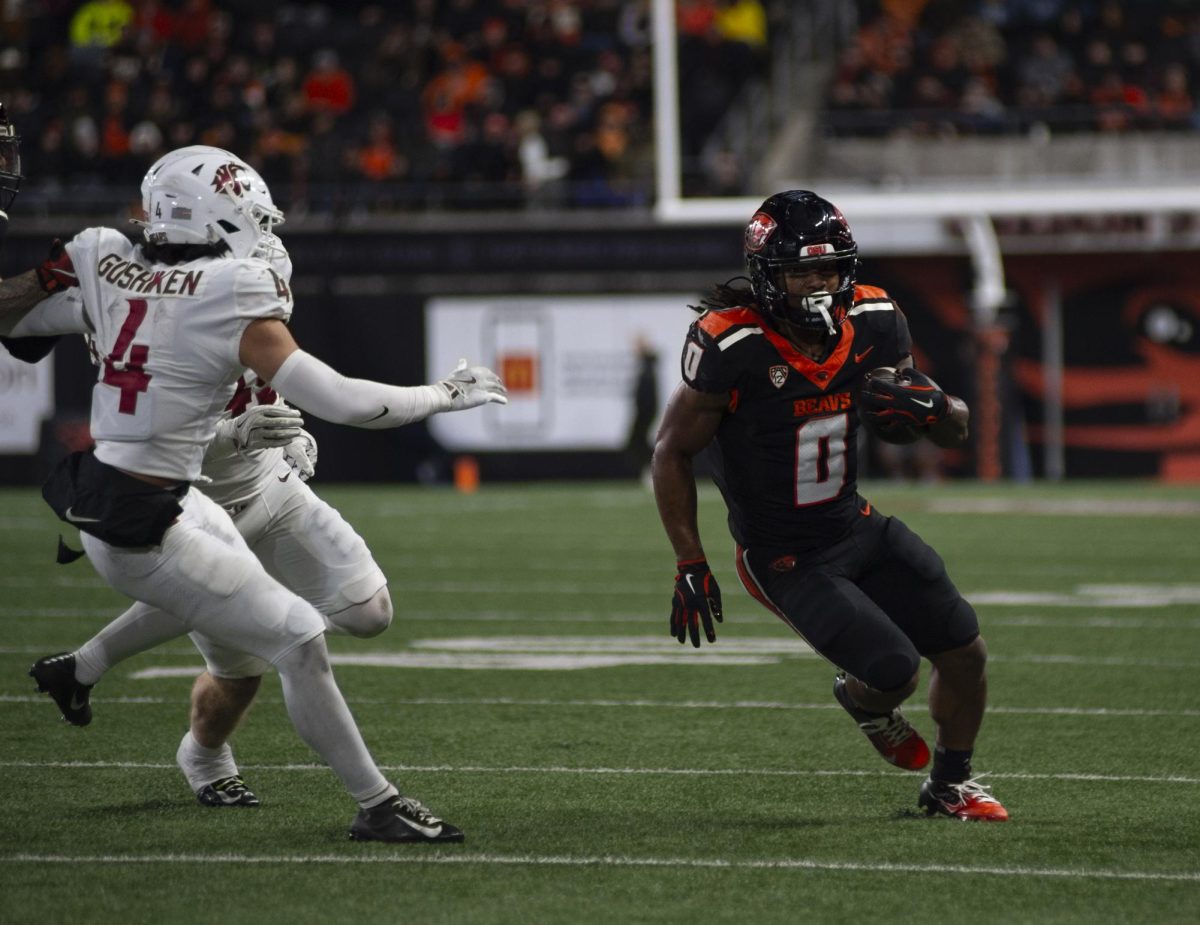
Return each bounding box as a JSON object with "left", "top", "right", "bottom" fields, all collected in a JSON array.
[
  {"left": 6, "top": 0, "right": 771, "bottom": 215},
  {"left": 826, "top": 0, "right": 1200, "bottom": 137},
  {"left": 5, "top": 1, "right": 1197, "bottom": 214}
]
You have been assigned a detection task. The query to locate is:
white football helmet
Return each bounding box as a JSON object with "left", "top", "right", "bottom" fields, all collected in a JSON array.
[{"left": 138, "top": 145, "right": 284, "bottom": 260}]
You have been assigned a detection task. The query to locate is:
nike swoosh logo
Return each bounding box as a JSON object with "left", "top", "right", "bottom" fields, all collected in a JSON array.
[
  {"left": 64, "top": 507, "right": 102, "bottom": 524},
  {"left": 362, "top": 406, "right": 389, "bottom": 423},
  {"left": 684, "top": 574, "right": 698, "bottom": 595},
  {"left": 278, "top": 472, "right": 290, "bottom": 482},
  {"left": 405, "top": 819, "right": 444, "bottom": 838},
  {"left": 912, "top": 398, "right": 934, "bottom": 408},
  {"left": 854, "top": 346, "right": 874, "bottom": 363},
  {"left": 70, "top": 692, "right": 88, "bottom": 710},
  {"left": 860, "top": 502, "right": 871, "bottom": 516}
]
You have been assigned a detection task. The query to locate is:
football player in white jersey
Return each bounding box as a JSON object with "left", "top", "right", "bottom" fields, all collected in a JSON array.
[
  {"left": 0, "top": 145, "right": 507, "bottom": 843},
  {"left": 51, "top": 231, "right": 400, "bottom": 809},
  {"left": 6, "top": 246, "right": 391, "bottom": 810}
]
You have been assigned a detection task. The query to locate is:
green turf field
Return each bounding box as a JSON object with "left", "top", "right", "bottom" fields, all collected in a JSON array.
[{"left": 2, "top": 480, "right": 1198, "bottom": 924}]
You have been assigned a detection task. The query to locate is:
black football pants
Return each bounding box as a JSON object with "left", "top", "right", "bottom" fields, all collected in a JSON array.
[{"left": 734, "top": 508, "right": 979, "bottom": 693}]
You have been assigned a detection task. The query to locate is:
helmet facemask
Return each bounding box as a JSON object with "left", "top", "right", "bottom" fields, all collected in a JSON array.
[
  {"left": 255, "top": 231, "right": 291, "bottom": 280},
  {"left": 757, "top": 249, "right": 858, "bottom": 335}
]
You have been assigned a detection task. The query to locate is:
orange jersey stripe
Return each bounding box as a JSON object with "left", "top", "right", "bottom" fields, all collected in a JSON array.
[
  {"left": 697, "top": 307, "right": 760, "bottom": 338},
  {"left": 854, "top": 284, "right": 891, "bottom": 302}
]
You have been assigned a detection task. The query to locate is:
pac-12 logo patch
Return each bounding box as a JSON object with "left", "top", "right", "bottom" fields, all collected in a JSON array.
[
  {"left": 769, "top": 365, "right": 789, "bottom": 388},
  {"left": 745, "top": 211, "right": 777, "bottom": 253}
]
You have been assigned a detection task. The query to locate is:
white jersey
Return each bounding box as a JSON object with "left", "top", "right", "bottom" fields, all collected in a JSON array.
[
  {"left": 23, "top": 227, "right": 293, "bottom": 481},
  {"left": 200, "top": 372, "right": 292, "bottom": 508}
]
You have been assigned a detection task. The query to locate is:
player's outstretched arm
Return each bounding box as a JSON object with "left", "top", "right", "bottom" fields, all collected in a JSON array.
[
  {"left": 0, "top": 240, "right": 80, "bottom": 335},
  {"left": 0, "top": 271, "right": 49, "bottom": 333},
  {"left": 240, "top": 318, "right": 506, "bottom": 429}
]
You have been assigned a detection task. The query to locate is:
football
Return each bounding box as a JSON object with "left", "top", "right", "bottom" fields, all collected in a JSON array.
[{"left": 858, "top": 366, "right": 923, "bottom": 444}]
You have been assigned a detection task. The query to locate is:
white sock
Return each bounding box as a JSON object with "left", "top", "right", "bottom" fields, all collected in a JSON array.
[
  {"left": 274, "top": 631, "right": 398, "bottom": 808},
  {"left": 74, "top": 601, "right": 189, "bottom": 686},
  {"left": 176, "top": 730, "right": 238, "bottom": 793}
]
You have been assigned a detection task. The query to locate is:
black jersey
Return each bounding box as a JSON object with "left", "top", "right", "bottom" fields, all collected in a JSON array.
[{"left": 682, "top": 285, "right": 913, "bottom": 550}]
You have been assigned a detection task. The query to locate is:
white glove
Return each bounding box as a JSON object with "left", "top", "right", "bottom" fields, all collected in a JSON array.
[
  {"left": 217, "top": 403, "right": 305, "bottom": 452},
  {"left": 283, "top": 428, "right": 318, "bottom": 481},
  {"left": 437, "top": 358, "right": 508, "bottom": 411}
]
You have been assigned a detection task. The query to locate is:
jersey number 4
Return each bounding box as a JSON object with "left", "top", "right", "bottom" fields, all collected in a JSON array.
[{"left": 102, "top": 299, "right": 152, "bottom": 414}]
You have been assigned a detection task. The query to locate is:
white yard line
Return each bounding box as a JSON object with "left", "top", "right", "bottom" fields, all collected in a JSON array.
[
  {"left": 4, "top": 693, "right": 1199, "bottom": 718},
  {"left": 6, "top": 579, "right": 1200, "bottom": 605},
  {"left": 7, "top": 610, "right": 1200, "bottom": 629},
  {"left": 116, "top": 651, "right": 1200, "bottom": 672},
  {"left": 926, "top": 497, "right": 1200, "bottom": 517},
  {"left": 1, "top": 759, "right": 1196, "bottom": 785},
  {"left": 3, "top": 851, "right": 1198, "bottom": 882}
]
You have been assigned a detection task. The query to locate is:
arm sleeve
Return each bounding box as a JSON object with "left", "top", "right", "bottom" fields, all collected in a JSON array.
[
  {"left": 268, "top": 348, "right": 452, "bottom": 429},
  {"left": 2, "top": 289, "right": 91, "bottom": 337}
]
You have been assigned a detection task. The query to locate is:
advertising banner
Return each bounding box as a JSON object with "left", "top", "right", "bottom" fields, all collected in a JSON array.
[
  {"left": 0, "top": 350, "right": 53, "bottom": 454},
  {"left": 427, "top": 295, "right": 699, "bottom": 451}
]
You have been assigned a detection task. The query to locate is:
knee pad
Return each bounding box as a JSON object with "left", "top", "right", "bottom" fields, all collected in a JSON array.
[
  {"left": 864, "top": 650, "right": 920, "bottom": 695},
  {"left": 326, "top": 587, "right": 393, "bottom": 638},
  {"left": 943, "top": 597, "right": 982, "bottom": 652}
]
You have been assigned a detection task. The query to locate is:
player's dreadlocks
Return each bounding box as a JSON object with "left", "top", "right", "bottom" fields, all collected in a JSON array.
[
  {"left": 139, "top": 239, "right": 231, "bottom": 266},
  {"left": 688, "top": 276, "right": 756, "bottom": 314}
]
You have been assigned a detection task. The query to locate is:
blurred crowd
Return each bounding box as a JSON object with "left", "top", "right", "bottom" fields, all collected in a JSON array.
[
  {"left": 828, "top": 0, "right": 1200, "bottom": 136},
  {"left": 2, "top": 0, "right": 769, "bottom": 215}
]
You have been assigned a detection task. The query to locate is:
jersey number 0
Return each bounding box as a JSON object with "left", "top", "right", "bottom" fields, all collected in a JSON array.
[{"left": 795, "top": 413, "right": 848, "bottom": 506}]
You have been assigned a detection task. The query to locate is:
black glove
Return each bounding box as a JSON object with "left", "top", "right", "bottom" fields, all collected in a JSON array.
[
  {"left": 35, "top": 238, "right": 77, "bottom": 294},
  {"left": 858, "top": 367, "right": 950, "bottom": 432},
  {"left": 671, "top": 558, "right": 723, "bottom": 648}
]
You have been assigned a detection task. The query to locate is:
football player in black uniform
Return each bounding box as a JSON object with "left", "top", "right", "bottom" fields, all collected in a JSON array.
[{"left": 652, "top": 190, "right": 1008, "bottom": 821}]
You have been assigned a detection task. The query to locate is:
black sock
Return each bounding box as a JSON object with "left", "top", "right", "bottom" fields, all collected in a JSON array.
[{"left": 932, "top": 745, "right": 973, "bottom": 784}]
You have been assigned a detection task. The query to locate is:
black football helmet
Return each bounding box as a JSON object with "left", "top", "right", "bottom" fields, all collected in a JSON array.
[
  {"left": 744, "top": 190, "right": 858, "bottom": 334},
  {"left": 0, "top": 102, "right": 20, "bottom": 213}
]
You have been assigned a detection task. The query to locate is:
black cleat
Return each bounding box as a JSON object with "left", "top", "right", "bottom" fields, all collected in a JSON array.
[
  {"left": 349, "top": 796, "right": 465, "bottom": 843},
  {"left": 29, "top": 652, "right": 93, "bottom": 726},
  {"left": 196, "top": 775, "right": 261, "bottom": 807}
]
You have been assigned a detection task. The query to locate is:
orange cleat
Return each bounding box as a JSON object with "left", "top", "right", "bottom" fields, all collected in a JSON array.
[
  {"left": 919, "top": 776, "right": 1009, "bottom": 821},
  {"left": 833, "top": 673, "right": 931, "bottom": 771}
]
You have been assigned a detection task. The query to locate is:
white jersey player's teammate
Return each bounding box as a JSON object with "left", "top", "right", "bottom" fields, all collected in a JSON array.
[{"left": 0, "top": 145, "right": 507, "bottom": 843}]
